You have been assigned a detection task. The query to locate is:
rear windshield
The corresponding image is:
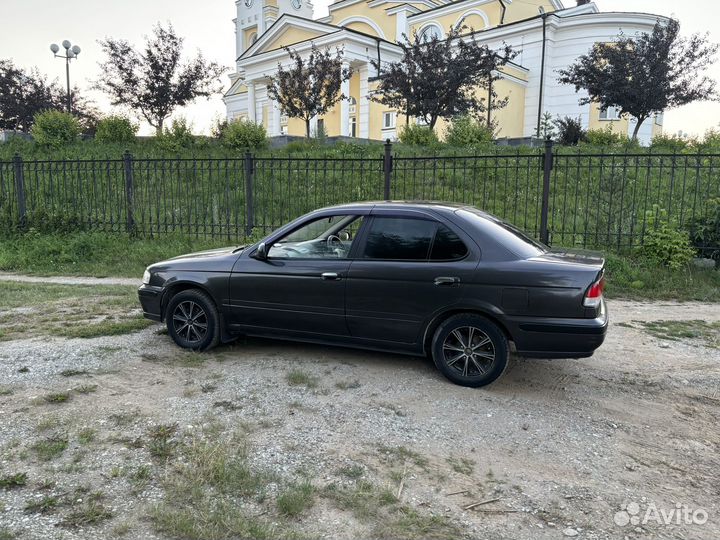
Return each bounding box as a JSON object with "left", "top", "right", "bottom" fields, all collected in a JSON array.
[{"left": 455, "top": 208, "right": 547, "bottom": 258}]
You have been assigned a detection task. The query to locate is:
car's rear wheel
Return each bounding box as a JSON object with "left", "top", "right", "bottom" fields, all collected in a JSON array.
[
  {"left": 166, "top": 289, "right": 220, "bottom": 351},
  {"left": 431, "top": 314, "right": 509, "bottom": 387}
]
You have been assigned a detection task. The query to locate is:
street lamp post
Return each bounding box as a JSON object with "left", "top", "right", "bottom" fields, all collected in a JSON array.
[{"left": 50, "top": 40, "right": 81, "bottom": 113}]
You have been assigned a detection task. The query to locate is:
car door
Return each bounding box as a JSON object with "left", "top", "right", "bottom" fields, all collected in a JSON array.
[
  {"left": 228, "top": 212, "right": 367, "bottom": 336},
  {"left": 345, "top": 210, "right": 479, "bottom": 345}
]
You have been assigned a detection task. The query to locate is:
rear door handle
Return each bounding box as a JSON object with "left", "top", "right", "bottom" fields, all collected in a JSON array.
[
  {"left": 434, "top": 276, "right": 460, "bottom": 286},
  {"left": 321, "top": 272, "right": 341, "bottom": 280}
]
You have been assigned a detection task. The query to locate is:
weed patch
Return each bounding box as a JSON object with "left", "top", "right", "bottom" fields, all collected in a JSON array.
[
  {"left": 0, "top": 472, "right": 27, "bottom": 489},
  {"left": 286, "top": 370, "right": 318, "bottom": 389}
]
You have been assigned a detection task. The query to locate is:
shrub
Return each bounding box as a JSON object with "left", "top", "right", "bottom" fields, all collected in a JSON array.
[
  {"left": 445, "top": 116, "right": 493, "bottom": 146},
  {"left": 156, "top": 117, "right": 196, "bottom": 151},
  {"left": 398, "top": 124, "right": 439, "bottom": 146},
  {"left": 219, "top": 119, "right": 268, "bottom": 151},
  {"left": 95, "top": 116, "right": 138, "bottom": 143},
  {"left": 687, "top": 198, "right": 720, "bottom": 268},
  {"left": 640, "top": 206, "right": 695, "bottom": 270},
  {"left": 554, "top": 116, "right": 586, "bottom": 146},
  {"left": 584, "top": 126, "right": 626, "bottom": 147},
  {"left": 650, "top": 133, "right": 689, "bottom": 151},
  {"left": 31, "top": 110, "right": 81, "bottom": 147}
]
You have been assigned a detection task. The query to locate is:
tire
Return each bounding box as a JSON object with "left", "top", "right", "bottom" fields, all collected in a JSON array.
[
  {"left": 166, "top": 289, "right": 220, "bottom": 351},
  {"left": 431, "top": 314, "right": 509, "bottom": 388}
]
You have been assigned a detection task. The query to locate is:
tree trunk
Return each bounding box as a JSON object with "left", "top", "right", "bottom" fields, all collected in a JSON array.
[
  {"left": 429, "top": 116, "right": 437, "bottom": 130},
  {"left": 305, "top": 118, "right": 311, "bottom": 138},
  {"left": 631, "top": 117, "right": 646, "bottom": 141},
  {"left": 156, "top": 118, "right": 164, "bottom": 136}
]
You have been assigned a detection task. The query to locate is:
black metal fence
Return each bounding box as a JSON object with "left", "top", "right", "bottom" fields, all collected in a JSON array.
[{"left": 1, "top": 141, "right": 719, "bottom": 254}]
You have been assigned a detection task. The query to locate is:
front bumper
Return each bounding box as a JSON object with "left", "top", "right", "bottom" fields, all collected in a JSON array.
[
  {"left": 505, "top": 298, "right": 608, "bottom": 359},
  {"left": 138, "top": 284, "right": 164, "bottom": 321}
]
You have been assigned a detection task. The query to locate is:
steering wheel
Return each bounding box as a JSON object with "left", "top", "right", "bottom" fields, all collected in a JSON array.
[{"left": 327, "top": 235, "right": 343, "bottom": 249}]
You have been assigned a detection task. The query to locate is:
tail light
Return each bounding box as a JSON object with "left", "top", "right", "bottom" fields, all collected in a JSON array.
[{"left": 583, "top": 275, "right": 605, "bottom": 308}]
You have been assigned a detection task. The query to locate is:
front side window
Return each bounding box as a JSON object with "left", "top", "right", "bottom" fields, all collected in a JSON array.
[{"left": 269, "top": 214, "right": 364, "bottom": 259}]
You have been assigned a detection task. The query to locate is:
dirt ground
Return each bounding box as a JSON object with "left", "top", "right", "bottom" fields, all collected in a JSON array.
[{"left": 0, "top": 293, "right": 719, "bottom": 540}]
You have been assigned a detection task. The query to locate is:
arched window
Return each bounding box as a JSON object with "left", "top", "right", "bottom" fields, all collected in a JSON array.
[
  {"left": 248, "top": 32, "right": 258, "bottom": 46},
  {"left": 418, "top": 23, "right": 443, "bottom": 42},
  {"left": 348, "top": 96, "right": 357, "bottom": 114}
]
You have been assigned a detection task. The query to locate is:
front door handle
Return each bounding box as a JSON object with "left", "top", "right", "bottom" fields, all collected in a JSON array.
[
  {"left": 434, "top": 276, "right": 460, "bottom": 286},
  {"left": 321, "top": 272, "right": 341, "bottom": 280}
]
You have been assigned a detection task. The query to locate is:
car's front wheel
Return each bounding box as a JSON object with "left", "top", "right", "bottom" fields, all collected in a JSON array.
[
  {"left": 431, "top": 314, "right": 509, "bottom": 387},
  {"left": 166, "top": 289, "right": 220, "bottom": 351}
]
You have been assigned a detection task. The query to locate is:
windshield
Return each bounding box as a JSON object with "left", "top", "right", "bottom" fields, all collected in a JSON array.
[{"left": 456, "top": 207, "right": 547, "bottom": 258}]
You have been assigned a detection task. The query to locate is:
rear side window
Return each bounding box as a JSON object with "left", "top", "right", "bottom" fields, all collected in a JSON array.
[
  {"left": 430, "top": 225, "right": 468, "bottom": 260},
  {"left": 363, "top": 217, "right": 436, "bottom": 260}
]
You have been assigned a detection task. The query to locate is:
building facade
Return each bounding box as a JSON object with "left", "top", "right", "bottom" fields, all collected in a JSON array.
[{"left": 224, "top": 0, "right": 665, "bottom": 144}]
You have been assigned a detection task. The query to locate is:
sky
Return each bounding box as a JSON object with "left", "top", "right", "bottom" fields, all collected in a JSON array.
[{"left": 1, "top": 0, "right": 719, "bottom": 137}]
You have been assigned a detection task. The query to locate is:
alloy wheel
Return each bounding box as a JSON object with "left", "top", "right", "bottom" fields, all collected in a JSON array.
[
  {"left": 442, "top": 326, "right": 496, "bottom": 377},
  {"left": 172, "top": 300, "right": 208, "bottom": 344}
]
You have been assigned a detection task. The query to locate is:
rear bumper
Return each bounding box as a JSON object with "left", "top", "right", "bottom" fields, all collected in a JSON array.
[
  {"left": 506, "top": 299, "right": 608, "bottom": 359},
  {"left": 138, "top": 284, "right": 163, "bottom": 322}
]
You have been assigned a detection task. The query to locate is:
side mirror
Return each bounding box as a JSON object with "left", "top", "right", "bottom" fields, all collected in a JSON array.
[{"left": 253, "top": 242, "right": 268, "bottom": 261}]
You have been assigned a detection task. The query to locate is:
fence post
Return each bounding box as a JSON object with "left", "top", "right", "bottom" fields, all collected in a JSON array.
[
  {"left": 123, "top": 151, "right": 136, "bottom": 234},
  {"left": 12, "top": 153, "right": 27, "bottom": 229},
  {"left": 539, "top": 137, "right": 553, "bottom": 245},
  {"left": 383, "top": 139, "right": 393, "bottom": 200},
  {"left": 244, "top": 150, "right": 254, "bottom": 237}
]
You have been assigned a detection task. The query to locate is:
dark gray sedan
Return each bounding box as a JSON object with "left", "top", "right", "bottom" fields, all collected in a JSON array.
[{"left": 138, "top": 202, "right": 607, "bottom": 387}]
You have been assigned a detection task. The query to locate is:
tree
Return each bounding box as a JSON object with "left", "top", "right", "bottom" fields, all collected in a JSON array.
[
  {"left": 553, "top": 116, "right": 586, "bottom": 146},
  {"left": 95, "top": 23, "right": 225, "bottom": 134},
  {"left": 558, "top": 19, "right": 719, "bottom": 141},
  {"left": 267, "top": 44, "right": 352, "bottom": 138},
  {"left": 371, "top": 26, "right": 515, "bottom": 131},
  {"left": 536, "top": 111, "right": 555, "bottom": 139},
  {"left": 0, "top": 59, "right": 98, "bottom": 133}
]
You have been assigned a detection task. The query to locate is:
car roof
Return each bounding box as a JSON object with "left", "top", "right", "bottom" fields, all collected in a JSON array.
[{"left": 317, "top": 201, "right": 471, "bottom": 213}]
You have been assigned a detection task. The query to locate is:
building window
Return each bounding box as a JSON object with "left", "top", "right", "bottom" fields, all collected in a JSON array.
[
  {"left": 418, "top": 23, "right": 443, "bottom": 42},
  {"left": 350, "top": 117, "right": 357, "bottom": 137},
  {"left": 382, "top": 111, "right": 396, "bottom": 129},
  {"left": 348, "top": 96, "right": 357, "bottom": 115},
  {"left": 599, "top": 106, "right": 620, "bottom": 121}
]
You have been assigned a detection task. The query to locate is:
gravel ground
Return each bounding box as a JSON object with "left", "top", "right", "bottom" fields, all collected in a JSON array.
[{"left": 1, "top": 297, "right": 719, "bottom": 539}]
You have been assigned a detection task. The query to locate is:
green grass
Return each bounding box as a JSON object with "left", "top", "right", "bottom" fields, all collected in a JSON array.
[
  {"left": 276, "top": 481, "right": 315, "bottom": 517},
  {"left": 604, "top": 254, "right": 720, "bottom": 302},
  {"left": 149, "top": 433, "right": 292, "bottom": 540},
  {"left": 0, "top": 281, "right": 135, "bottom": 310},
  {"left": 638, "top": 320, "right": 720, "bottom": 347},
  {"left": 31, "top": 436, "right": 68, "bottom": 461},
  {"left": 24, "top": 495, "right": 60, "bottom": 514},
  {"left": 42, "top": 392, "right": 71, "bottom": 404},
  {"left": 446, "top": 456, "right": 475, "bottom": 475},
  {"left": 0, "top": 472, "right": 27, "bottom": 489},
  {"left": 0, "top": 232, "right": 233, "bottom": 278},
  {"left": 58, "top": 317, "right": 152, "bottom": 339},
  {"left": 0, "top": 282, "right": 151, "bottom": 341},
  {"left": 286, "top": 370, "right": 319, "bottom": 389}
]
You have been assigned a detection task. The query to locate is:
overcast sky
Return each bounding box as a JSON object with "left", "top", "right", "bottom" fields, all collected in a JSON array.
[{"left": 1, "top": 0, "right": 718, "bottom": 136}]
